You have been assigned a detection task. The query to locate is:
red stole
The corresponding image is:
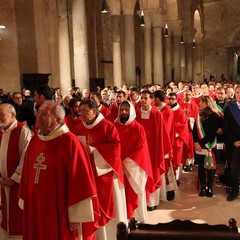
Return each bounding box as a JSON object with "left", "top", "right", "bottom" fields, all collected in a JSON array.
[
  {"left": 109, "top": 103, "right": 119, "bottom": 122},
  {"left": 0, "top": 122, "right": 24, "bottom": 235},
  {"left": 65, "top": 115, "right": 82, "bottom": 134}
]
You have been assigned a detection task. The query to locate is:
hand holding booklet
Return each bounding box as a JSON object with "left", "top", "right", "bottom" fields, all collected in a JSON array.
[{"left": 195, "top": 149, "right": 209, "bottom": 156}]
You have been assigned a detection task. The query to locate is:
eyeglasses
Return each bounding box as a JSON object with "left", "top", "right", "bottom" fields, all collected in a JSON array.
[
  {"left": 168, "top": 98, "right": 177, "bottom": 100},
  {"left": 14, "top": 96, "right": 22, "bottom": 99}
]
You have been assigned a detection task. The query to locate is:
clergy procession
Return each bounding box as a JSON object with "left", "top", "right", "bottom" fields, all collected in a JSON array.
[{"left": 1, "top": 78, "right": 240, "bottom": 240}]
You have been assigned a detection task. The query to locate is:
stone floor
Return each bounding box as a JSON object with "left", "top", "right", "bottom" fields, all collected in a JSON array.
[
  {"left": 147, "top": 164, "right": 240, "bottom": 230},
  {"left": 0, "top": 163, "right": 240, "bottom": 239}
]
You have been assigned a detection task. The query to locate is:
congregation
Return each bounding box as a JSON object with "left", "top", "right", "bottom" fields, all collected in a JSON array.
[{"left": 0, "top": 77, "right": 240, "bottom": 240}]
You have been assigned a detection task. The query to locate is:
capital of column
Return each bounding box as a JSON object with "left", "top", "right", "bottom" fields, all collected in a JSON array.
[
  {"left": 148, "top": 8, "right": 166, "bottom": 28},
  {"left": 137, "top": 8, "right": 166, "bottom": 28},
  {"left": 121, "top": 0, "right": 137, "bottom": 15},
  {"left": 107, "top": 0, "right": 121, "bottom": 15},
  {"left": 169, "top": 20, "right": 182, "bottom": 36}
]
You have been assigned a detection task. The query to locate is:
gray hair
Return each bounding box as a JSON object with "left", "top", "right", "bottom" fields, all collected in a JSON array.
[
  {"left": 0, "top": 103, "right": 16, "bottom": 116},
  {"left": 42, "top": 100, "right": 65, "bottom": 122},
  {"left": 9, "top": 104, "right": 16, "bottom": 116}
]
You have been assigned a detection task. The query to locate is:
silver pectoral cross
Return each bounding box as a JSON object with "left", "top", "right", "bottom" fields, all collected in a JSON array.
[{"left": 33, "top": 153, "right": 47, "bottom": 184}]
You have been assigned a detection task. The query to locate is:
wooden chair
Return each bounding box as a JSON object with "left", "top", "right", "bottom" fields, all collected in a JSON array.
[{"left": 117, "top": 218, "right": 240, "bottom": 240}]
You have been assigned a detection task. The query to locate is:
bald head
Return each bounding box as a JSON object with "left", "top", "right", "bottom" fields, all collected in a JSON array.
[{"left": 184, "top": 90, "right": 192, "bottom": 102}]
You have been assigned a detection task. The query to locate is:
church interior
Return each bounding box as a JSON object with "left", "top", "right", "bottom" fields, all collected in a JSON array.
[
  {"left": 1, "top": 0, "right": 240, "bottom": 95},
  {"left": 1, "top": 0, "right": 240, "bottom": 236}
]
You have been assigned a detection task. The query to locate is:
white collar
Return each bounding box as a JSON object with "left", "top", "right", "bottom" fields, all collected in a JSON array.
[
  {"left": 1, "top": 119, "right": 17, "bottom": 133},
  {"left": 157, "top": 102, "right": 166, "bottom": 111},
  {"left": 171, "top": 103, "right": 180, "bottom": 111},
  {"left": 82, "top": 113, "right": 104, "bottom": 129},
  {"left": 38, "top": 123, "right": 69, "bottom": 141}
]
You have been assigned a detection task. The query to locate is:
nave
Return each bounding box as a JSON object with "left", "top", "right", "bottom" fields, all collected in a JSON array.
[{"left": 146, "top": 164, "right": 240, "bottom": 230}]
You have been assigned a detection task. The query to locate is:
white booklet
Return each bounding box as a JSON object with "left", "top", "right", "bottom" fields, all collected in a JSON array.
[{"left": 195, "top": 149, "right": 209, "bottom": 156}]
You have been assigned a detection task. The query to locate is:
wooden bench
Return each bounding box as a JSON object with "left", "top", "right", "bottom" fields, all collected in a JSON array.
[{"left": 117, "top": 218, "right": 240, "bottom": 240}]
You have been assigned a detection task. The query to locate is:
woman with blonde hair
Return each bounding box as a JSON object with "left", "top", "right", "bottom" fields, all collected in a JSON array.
[{"left": 193, "top": 96, "right": 221, "bottom": 197}]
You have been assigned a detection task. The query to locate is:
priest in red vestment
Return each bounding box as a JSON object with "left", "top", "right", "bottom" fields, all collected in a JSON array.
[
  {"left": 153, "top": 90, "right": 178, "bottom": 201},
  {"left": 65, "top": 97, "right": 82, "bottom": 134},
  {"left": 90, "top": 92, "right": 113, "bottom": 122},
  {"left": 180, "top": 90, "right": 199, "bottom": 171},
  {"left": 168, "top": 93, "right": 189, "bottom": 182},
  {"left": 114, "top": 100, "right": 154, "bottom": 222},
  {"left": 0, "top": 103, "right": 32, "bottom": 239},
  {"left": 19, "top": 101, "right": 100, "bottom": 240},
  {"left": 75, "top": 99, "right": 127, "bottom": 240},
  {"left": 109, "top": 90, "right": 127, "bottom": 122},
  {"left": 136, "top": 90, "right": 172, "bottom": 211}
]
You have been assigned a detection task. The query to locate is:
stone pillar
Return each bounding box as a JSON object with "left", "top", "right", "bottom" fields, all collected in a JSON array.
[
  {"left": 195, "top": 33, "right": 203, "bottom": 82},
  {"left": 1, "top": 1, "right": 20, "bottom": 91},
  {"left": 122, "top": 0, "right": 137, "bottom": 87},
  {"left": 172, "top": 22, "right": 181, "bottom": 82},
  {"left": 123, "top": 15, "right": 135, "bottom": 87},
  {"left": 152, "top": 9, "right": 164, "bottom": 86},
  {"left": 180, "top": 41, "right": 186, "bottom": 82},
  {"left": 33, "top": 0, "right": 59, "bottom": 87},
  {"left": 58, "top": 0, "right": 72, "bottom": 95},
  {"left": 143, "top": 14, "right": 152, "bottom": 85},
  {"left": 185, "top": 31, "right": 193, "bottom": 83},
  {"left": 72, "top": 0, "right": 89, "bottom": 89},
  {"left": 165, "top": 32, "right": 172, "bottom": 85},
  {"left": 112, "top": 15, "right": 122, "bottom": 88},
  {"left": 32, "top": 0, "right": 50, "bottom": 73}
]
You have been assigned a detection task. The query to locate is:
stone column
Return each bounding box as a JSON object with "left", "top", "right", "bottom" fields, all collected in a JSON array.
[
  {"left": 143, "top": 14, "right": 152, "bottom": 85},
  {"left": 33, "top": 0, "right": 59, "bottom": 87},
  {"left": 195, "top": 33, "right": 203, "bottom": 82},
  {"left": 172, "top": 22, "right": 182, "bottom": 82},
  {"left": 152, "top": 9, "right": 164, "bottom": 86},
  {"left": 165, "top": 31, "right": 172, "bottom": 85},
  {"left": 1, "top": 1, "right": 20, "bottom": 91},
  {"left": 58, "top": 0, "right": 72, "bottom": 95},
  {"left": 112, "top": 15, "right": 122, "bottom": 88},
  {"left": 123, "top": 15, "right": 135, "bottom": 87},
  {"left": 185, "top": 30, "right": 193, "bottom": 83},
  {"left": 122, "top": 0, "right": 137, "bottom": 87},
  {"left": 180, "top": 41, "right": 186, "bottom": 82},
  {"left": 72, "top": 0, "right": 89, "bottom": 89}
]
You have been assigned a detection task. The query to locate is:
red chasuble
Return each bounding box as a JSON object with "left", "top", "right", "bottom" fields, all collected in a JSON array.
[
  {"left": 109, "top": 103, "right": 119, "bottom": 122},
  {"left": 136, "top": 107, "right": 172, "bottom": 189},
  {"left": 65, "top": 115, "right": 82, "bottom": 134},
  {"left": 0, "top": 122, "right": 24, "bottom": 235},
  {"left": 19, "top": 126, "right": 99, "bottom": 240},
  {"left": 75, "top": 116, "right": 124, "bottom": 226},
  {"left": 159, "top": 104, "right": 175, "bottom": 148},
  {"left": 99, "top": 104, "right": 113, "bottom": 122},
  {"left": 115, "top": 119, "right": 154, "bottom": 219},
  {"left": 180, "top": 101, "right": 199, "bottom": 160},
  {"left": 171, "top": 105, "right": 189, "bottom": 168}
]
